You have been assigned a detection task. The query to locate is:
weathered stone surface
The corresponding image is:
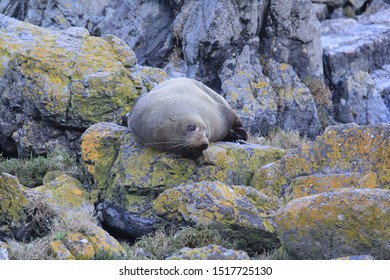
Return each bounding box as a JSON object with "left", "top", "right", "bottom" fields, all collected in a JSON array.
[
  {"left": 0, "top": 14, "right": 167, "bottom": 157},
  {"left": 153, "top": 181, "right": 279, "bottom": 254},
  {"left": 166, "top": 244, "right": 250, "bottom": 260},
  {"left": 0, "top": 241, "right": 9, "bottom": 260},
  {"left": 33, "top": 174, "right": 91, "bottom": 212},
  {"left": 333, "top": 71, "right": 390, "bottom": 124},
  {"left": 252, "top": 124, "right": 390, "bottom": 197},
  {"left": 285, "top": 172, "right": 378, "bottom": 201},
  {"left": 263, "top": 60, "right": 322, "bottom": 138},
  {"left": 262, "top": 0, "right": 324, "bottom": 81},
  {"left": 322, "top": 10, "right": 390, "bottom": 87},
  {"left": 0, "top": 173, "right": 29, "bottom": 240},
  {"left": 81, "top": 122, "right": 285, "bottom": 239},
  {"left": 276, "top": 188, "right": 390, "bottom": 259},
  {"left": 50, "top": 227, "right": 125, "bottom": 260},
  {"left": 371, "top": 64, "right": 390, "bottom": 111}
]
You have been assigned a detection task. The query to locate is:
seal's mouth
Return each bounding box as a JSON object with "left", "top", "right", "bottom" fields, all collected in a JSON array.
[{"left": 177, "top": 136, "right": 209, "bottom": 157}]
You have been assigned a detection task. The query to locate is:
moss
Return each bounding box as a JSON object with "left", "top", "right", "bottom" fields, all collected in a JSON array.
[
  {"left": 0, "top": 173, "right": 29, "bottom": 224},
  {"left": 86, "top": 227, "right": 126, "bottom": 259},
  {"left": 276, "top": 189, "right": 390, "bottom": 259},
  {"left": 63, "top": 232, "right": 95, "bottom": 260}
]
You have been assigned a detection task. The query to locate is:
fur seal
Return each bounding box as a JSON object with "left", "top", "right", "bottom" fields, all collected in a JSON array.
[{"left": 127, "top": 77, "right": 248, "bottom": 157}]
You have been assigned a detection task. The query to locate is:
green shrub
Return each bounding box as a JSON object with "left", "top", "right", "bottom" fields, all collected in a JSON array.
[{"left": 0, "top": 148, "right": 84, "bottom": 188}]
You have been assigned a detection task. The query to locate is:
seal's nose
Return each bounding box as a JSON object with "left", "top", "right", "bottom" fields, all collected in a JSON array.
[{"left": 199, "top": 142, "right": 209, "bottom": 151}]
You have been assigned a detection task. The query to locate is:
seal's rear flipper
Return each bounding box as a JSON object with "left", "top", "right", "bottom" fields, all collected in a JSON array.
[{"left": 222, "top": 127, "right": 249, "bottom": 142}]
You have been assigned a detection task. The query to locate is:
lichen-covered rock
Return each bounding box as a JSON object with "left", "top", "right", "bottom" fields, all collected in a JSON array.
[
  {"left": 81, "top": 122, "right": 128, "bottom": 203},
  {"left": 285, "top": 172, "right": 378, "bottom": 202},
  {"left": 153, "top": 181, "right": 279, "bottom": 255},
  {"left": 263, "top": 59, "right": 322, "bottom": 139},
  {"left": 50, "top": 227, "right": 126, "bottom": 260},
  {"left": 334, "top": 255, "right": 375, "bottom": 260},
  {"left": 261, "top": 0, "right": 323, "bottom": 81},
  {"left": 33, "top": 174, "right": 91, "bottom": 212},
  {"left": 80, "top": 122, "right": 285, "bottom": 239},
  {"left": 0, "top": 173, "right": 29, "bottom": 240},
  {"left": 0, "top": 14, "right": 167, "bottom": 157},
  {"left": 252, "top": 124, "right": 390, "bottom": 197},
  {"left": 275, "top": 188, "right": 390, "bottom": 259},
  {"left": 166, "top": 244, "right": 249, "bottom": 260}
]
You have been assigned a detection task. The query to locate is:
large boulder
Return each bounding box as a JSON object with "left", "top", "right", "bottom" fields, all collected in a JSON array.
[
  {"left": 153, "top": 181, "right": 279, "bottom": 254},
  {"left": 252, "top": 123, "right": 390, "bottom": 198},
  {"left": 251, "top": 123, "right": 390, "bottom": 259},
  {"left": 0, "top": 1, "right": 325, "bottom": 141},
  {"left": 276, "top": 188, "right": 390, "bottom": 259},
  {"left": 81, "top": 122, "right": 285, "bottom": 243},
  {"left": 0, "top": 14, "right": 167, "bottom": 157}
]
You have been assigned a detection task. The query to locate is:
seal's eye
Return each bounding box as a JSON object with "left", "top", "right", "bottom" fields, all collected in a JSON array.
[{"left": 187, "top": 125, "right": 196, "bottom": 132}]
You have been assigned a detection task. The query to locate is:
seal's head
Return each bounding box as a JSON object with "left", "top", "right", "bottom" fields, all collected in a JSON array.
[{"left": 150, "top": 115, "right": 210, "bottom": 157}]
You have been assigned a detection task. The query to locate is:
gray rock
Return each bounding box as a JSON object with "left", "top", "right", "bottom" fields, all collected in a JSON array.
[
  {"left": 322, "top": 10, "right": 390, "bottom": 87},
  {"left": 153, "top": 181, "right": 279, "bottom": 255},
  {"left": 312, "top": 3, "right": 329, "bottom": 21},
  {"left": 264, "top": 60, "right": 323, "bottom": 138},
  {"left": 0, "top": 242, "right": 9, "bottom": 260},
  {"left": 219, "top": 44, "right": 278, "bottom": 136},
  {"left": 261, "top": 0, "right": 324, "bottom": 81},
  {"left": 166, "top": 244, "right": 250, "bottom": 260},
  {"left": 0, "top": 14, "right": 167, "bottom": 157},
  {"left": 334, "top": 71, "right": 390, "bottom": 124},
  {"left": 371, "top": 64, "right": 390, "bottom": 110},
  {"left": 275, "top": 188, "right": 390, "bottom": 260}
]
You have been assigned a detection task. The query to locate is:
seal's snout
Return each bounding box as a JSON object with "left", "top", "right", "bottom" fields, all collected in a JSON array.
[{"left": 199, "top": 142, "right": 208, "bottom": 151}]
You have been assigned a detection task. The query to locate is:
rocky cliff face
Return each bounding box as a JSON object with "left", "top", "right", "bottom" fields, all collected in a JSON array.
[{"left": 1, "top": 0, "right": 390, "bottom": 260}]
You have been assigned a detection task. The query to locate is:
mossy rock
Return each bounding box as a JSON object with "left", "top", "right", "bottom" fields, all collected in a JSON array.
[
  {"left": 153, "top": 181, "right": 279, "bottom": 255},
  {"left": 0, "top": 173, "right": 29, "bottom": 239},
  {"left": 50, "top": 227, "right": 126, "bottom": 260},
  {"left": 166, "top": 244, "right": 249, "bottom": 260},
  {"left": 252, "top": 124, "right": 390, "bottom": 197},
  {"left": 275, "top": 188, "right": 390, "bottom": 259},
  {"left": 33, "top": 174, "right": 91, "bottom": 211}
]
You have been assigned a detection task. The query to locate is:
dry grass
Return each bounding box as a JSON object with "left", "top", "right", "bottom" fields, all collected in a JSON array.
[
  {"left": 249, "top": 128, "right": 310, "bottom": 150},
  {"left": 125, "top": 226, "right": 235, "bottom": 260}
]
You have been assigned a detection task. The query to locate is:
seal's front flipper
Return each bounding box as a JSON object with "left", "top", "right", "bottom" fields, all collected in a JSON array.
[{"left": 222, "top": 126, "right": 249, "bottom": 142}]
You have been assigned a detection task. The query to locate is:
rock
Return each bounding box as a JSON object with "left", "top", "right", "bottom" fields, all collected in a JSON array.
[
  {"left": 322, "top": 10, "right": 390, "bottom": 87},
  {"left": 219, "top": 49, "right": 322, "bottom": 138},
  {"left": 153, "top": 181, "right": 279, "bottom": 255},
  {"left": 32, "top": 174, "right": 92, "bottom": 212},
  {"left": 219, "top": 44, "right": 278, "bottom": 136},
  {"left": 285, "top": 172, "right": 378, "bottom": 201},
  {"left": 81, "top": 122, "right": 285, "bottom": 239},
  {"left": 370, "top": 64, "right": 390, "bottom": 111},
  {"left": 275, "top": 188, "right": 390, "bottom": 259},
  {"left": 80, "top": 122, "right": 128, "bottom": 203},
  {"left": 261, "top": 0, "right": 324, "bottom": 81},
  {"left": 0, "top": 173, "right": 29, "bottom": 240},
  {"left": 333, "top": 71, "right": 390, "bottom": 124},
  {"left": 312, "top": 3, "right": 329, "bottom": 21},
  {"left": 166, "top": 244, "right": 250, "bottom": 260},
  {"left": 0, "top": 14, "right": 168, "bottom": 157},
  {"left": 263, "top": 60, "right": 322, "bottom": 138},
  {"left": 251, "top": 123, "right": 390, "bottom": 198},
  {"left": 50, "top": 227, "right": 126, "bottom": 260},
  {"left": 334, "top": 255, "right": 375, "bottom": 260},
  {"left": 0, "top": 241, "right": 9, "bottom": 260}
]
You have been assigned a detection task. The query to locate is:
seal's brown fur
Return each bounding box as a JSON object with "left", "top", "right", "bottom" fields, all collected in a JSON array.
[{"left": 128, "top": 78, "right": 248, "bottom": 157}]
